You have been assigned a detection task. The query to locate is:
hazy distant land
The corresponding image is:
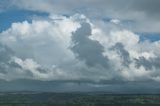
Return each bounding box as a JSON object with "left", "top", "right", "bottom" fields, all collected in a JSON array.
[{"left": 0, "top": 92, "right": 160, "bottom": 106}]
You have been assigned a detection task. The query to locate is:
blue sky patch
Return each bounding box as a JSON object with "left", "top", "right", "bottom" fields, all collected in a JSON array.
[
  {"left": 0, "top": 9, "right": 49, "bottom": 32},
  {"left": 138, "top": 33, "right": 160, "bottom": 42}
]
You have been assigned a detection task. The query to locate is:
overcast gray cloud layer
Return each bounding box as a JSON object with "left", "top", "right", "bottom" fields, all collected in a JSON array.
[{"left": 1, "top": 0, "right": 158, "bottom": 32}]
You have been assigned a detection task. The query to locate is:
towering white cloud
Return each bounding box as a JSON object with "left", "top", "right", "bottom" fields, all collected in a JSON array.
[{"left": 0, "top": 13, "right": 160, "bottom": 83}]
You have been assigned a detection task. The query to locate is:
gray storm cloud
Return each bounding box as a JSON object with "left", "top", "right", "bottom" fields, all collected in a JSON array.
[
  {"left": 0, "top": 43, "right": 25, "bottom": 79},
  {"left": 110, "top": 43, "right": 131, "bottom": 67},
  {"left": 135, "top": 56, "right": 160, "bottom": 70},
  {"left": 0, "top": 41, "right": 52, "bottom": 81},
  {"left": 0, "top": 43, "right": 14, "bottom": 74},
  {"left": 71, "top": 22, "right": 110, "bottom": 68}
]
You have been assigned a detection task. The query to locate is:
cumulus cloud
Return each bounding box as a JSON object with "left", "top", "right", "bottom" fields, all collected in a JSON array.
[
  {"left": 0, "top": 42, "right": 45, "bottom": 81},
  {"left": 0, "top": 14, "right": 80, "bottom": 81},
  {"left": 0, "top": 13, "right": 160, "bottom": 84}
]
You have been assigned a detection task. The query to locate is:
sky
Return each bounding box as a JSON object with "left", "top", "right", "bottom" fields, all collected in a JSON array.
[{"left": 0, "top": 0, "right": 160, "bottom": 93}]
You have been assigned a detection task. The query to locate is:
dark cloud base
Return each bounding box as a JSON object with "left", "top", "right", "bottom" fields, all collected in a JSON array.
[{"left": 0, "top": 79, "right": 160, "bottom": 94}]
